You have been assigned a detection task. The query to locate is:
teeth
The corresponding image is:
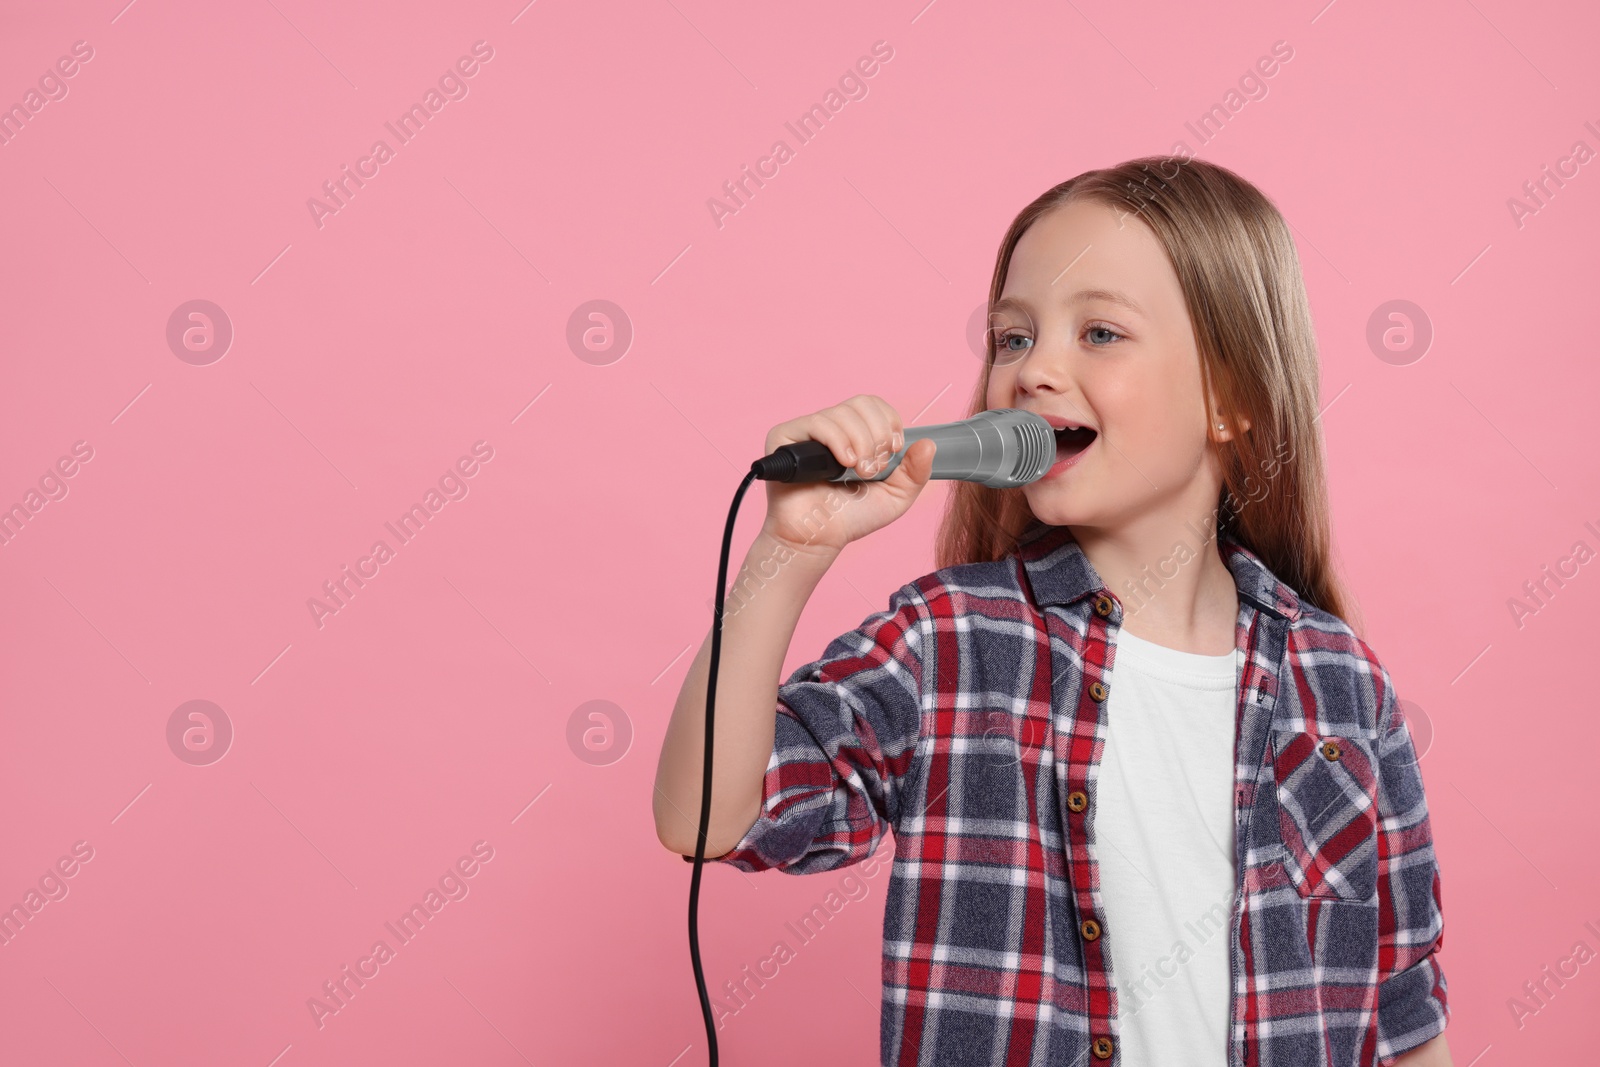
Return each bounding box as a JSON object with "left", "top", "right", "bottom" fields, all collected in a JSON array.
[{"left": 1039, "top": 415, "right": 1095, "bottom": 434}]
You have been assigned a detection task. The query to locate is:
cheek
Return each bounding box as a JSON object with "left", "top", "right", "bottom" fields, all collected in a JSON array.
[
  {"left": 984, "top": 371, "right": 1012, "bottom": 408},
  {"left": 1084, "top": 371, "right": 1144, "bottom": 429},
  {"left": 1098, "top": 369, "right": 1198, "bottom": 456}
]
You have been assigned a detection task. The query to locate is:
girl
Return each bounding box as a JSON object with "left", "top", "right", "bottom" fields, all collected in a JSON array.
[{"left": 654, "top": 156, "right": 1451, "bottom": 1067}]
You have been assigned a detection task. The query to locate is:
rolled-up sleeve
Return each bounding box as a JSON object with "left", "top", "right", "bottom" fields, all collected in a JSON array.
[
  {"left": 688, "top": 579, "right": 932, "bottom": 875},
  {"left": 1367, "top": 655, "right": 1450, "bottom": 1064}
]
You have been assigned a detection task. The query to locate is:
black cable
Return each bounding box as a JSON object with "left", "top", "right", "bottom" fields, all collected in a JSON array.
[
  {"left": 687, "top": 443, "right": 833, "bottom": 1062},
  {"left": 688, "top": 465, "right": 761, "bottom": 1066}
]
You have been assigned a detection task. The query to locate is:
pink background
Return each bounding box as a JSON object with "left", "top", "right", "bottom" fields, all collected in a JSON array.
[{"left": 1, "top": 0, "right": 1595, "bottom": 1063}]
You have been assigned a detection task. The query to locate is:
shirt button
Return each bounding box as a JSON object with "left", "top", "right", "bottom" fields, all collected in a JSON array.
[
  {"left": 1080, "top": 919, "right": 1101, "bottom": 940},
  {"left": 1089, "top": 681, "right": 1108, "bottom": 702},
  {"left": 1093, "top": 595, "right": 1114, "bottom": 617},
  {"left": 1067, "top": 790, "right": 1088, "bottom": 813},
  {"left": 1092, "top": 1035, "right": 1115, "bottom": 1059},
  {"left": 1321, "top": 740, "right": 1342, "bottom": 761}
]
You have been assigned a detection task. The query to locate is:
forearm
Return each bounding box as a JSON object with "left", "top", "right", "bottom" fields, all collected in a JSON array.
[{"left": 652, "top": 529, "right": 837, "bottom": 856}]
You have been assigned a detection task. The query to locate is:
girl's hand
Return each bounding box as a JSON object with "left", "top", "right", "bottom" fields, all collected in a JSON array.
[{"left": 759, "top": 394, "right": 938, "bottom": 559}]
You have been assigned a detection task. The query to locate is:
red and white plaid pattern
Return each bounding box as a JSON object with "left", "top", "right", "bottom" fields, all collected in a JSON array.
[{"left": 695, "top": 520, "right": 1449, "bottom": 1067}]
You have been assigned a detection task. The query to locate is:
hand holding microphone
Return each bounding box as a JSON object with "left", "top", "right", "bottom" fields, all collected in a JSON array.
[
  {"left": 752, "top": 398, "right": 1057, "bottom": 559},
  {"left": 753, "top": 395, "right": 941, "bottom": 559}
]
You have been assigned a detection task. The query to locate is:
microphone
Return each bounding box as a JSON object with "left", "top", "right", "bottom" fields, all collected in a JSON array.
[{"left": 750, "top": 408, "right": 1057, "bottom": 489}]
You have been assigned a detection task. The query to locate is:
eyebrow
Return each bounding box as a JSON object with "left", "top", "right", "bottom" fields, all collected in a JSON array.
[{"left": 991, "top": 288, "right": 1146, "bottom": 317}]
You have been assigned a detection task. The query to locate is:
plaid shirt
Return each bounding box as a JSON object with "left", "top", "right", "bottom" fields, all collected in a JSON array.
[{"left": 696, "top": 520, "right": 1449, "bottom": 1066}]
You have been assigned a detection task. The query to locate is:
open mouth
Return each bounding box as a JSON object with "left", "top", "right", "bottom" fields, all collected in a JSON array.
[{"left": 1053, "top": 425, "right": 1098, "bottom": 462}]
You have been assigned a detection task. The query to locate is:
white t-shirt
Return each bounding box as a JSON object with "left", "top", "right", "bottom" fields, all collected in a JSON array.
[{"left": 1091, "top": 624, "right": 1242, "bottom": 1067}]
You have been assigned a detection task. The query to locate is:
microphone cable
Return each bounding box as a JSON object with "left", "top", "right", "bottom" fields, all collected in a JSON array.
[
  {"left": 687, "top": 464, "right": 758, "bottom": 1067},
  {"left": 689, "top": 445, "right": 821, "bottom": 1065}
]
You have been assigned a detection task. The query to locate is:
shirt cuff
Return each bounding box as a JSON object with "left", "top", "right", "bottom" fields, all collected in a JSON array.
[
  {"left": 678, "top": 800, "right": 773, "bottom": 867},
  {"left": 1376, "top": 948, "right": 1450, "bottom": 1065}
]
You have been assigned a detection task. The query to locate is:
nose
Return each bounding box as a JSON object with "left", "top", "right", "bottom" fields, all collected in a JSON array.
[
  {"left": 1004, "top": 338, "right": 1096, "bottom": 427},
  {"left": 1013, "top": 341, "right": 1070, "bottom": 398}
]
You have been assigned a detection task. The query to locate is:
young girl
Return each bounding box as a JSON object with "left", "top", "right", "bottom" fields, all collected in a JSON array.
[{"left": 654, "top": 156, "right": 1451, "bottom": 1067}]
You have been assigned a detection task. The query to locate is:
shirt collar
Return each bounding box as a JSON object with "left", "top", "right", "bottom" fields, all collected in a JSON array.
[{"left": 1015, "top": 520, "right": 1303, "bottom": 621}]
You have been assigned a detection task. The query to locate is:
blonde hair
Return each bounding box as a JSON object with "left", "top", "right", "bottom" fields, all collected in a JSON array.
[{"left": 933, "top": 155, "right": 1361, "bottom": 634}]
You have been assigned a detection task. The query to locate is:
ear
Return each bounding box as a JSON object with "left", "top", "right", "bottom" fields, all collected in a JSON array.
[{"left": 1210, "top": 413, "right": 1252, "bottom": 442}]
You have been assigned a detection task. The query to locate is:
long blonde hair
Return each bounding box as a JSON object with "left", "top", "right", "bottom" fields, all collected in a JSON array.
[{"left": 933, "top": 155, "right": 1361, "bottom": 633}]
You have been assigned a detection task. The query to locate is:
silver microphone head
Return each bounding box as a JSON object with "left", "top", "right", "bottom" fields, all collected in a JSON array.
[
  {"left": 836, "top": 408, "right": 1057, "bottom": 488},
  {"left": 933, "top": 408, "right": 1057, "bottom": 488}
]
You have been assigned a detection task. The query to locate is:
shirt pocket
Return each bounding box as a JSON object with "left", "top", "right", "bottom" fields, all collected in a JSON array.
[{"left": 1270, "top": 728, "right": 1379, "bottom": 902}]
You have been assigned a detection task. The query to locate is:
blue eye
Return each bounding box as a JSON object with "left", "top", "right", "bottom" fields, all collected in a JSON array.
[
  {"left": 987, "top": 330, "right": 1033, "bottom": 366},
  {"left": 989, "top": 324, "right": 1124, "bottom": 365}
]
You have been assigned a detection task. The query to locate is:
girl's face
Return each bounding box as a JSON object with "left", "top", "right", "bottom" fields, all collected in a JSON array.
[{"left": 985, "top": 197, "right": 1241, "bottom": 531}]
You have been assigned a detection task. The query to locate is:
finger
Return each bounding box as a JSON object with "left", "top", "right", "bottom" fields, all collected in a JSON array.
[
  {"left": 863, "top": 395, "right": 906, "bottom": 453},
  {"left": 765, "top": 416, "right": 812, "bottom": 453},
  {"left": 844, "top": 396, "right": 900, "bottom": 475},
  {"left": 825, "top": 404, "right": 879, "bottom": 475},
  {"left": 802, "top": 412, "right": 862, "bottom": 469},
  {"left": 768, "top": 402, "right": 864, "bottom": 453},
  {"left": 897, "top": 437, "right": 937, "bottom": 485}
]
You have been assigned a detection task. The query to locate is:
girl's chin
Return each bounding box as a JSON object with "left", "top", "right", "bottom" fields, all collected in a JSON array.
[{"left": 1020, "top": 491, "right": 1085, "bottom": 526}]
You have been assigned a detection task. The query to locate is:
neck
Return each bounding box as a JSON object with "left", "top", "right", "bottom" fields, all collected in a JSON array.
[{"left": 1070, "top": 517, "right": 1239, "bottom": 656}]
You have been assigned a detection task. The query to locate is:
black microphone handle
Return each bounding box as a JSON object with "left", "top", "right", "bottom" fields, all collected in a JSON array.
[{"left": 749, "top": 439, "right": 860, "bottom": 483}]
